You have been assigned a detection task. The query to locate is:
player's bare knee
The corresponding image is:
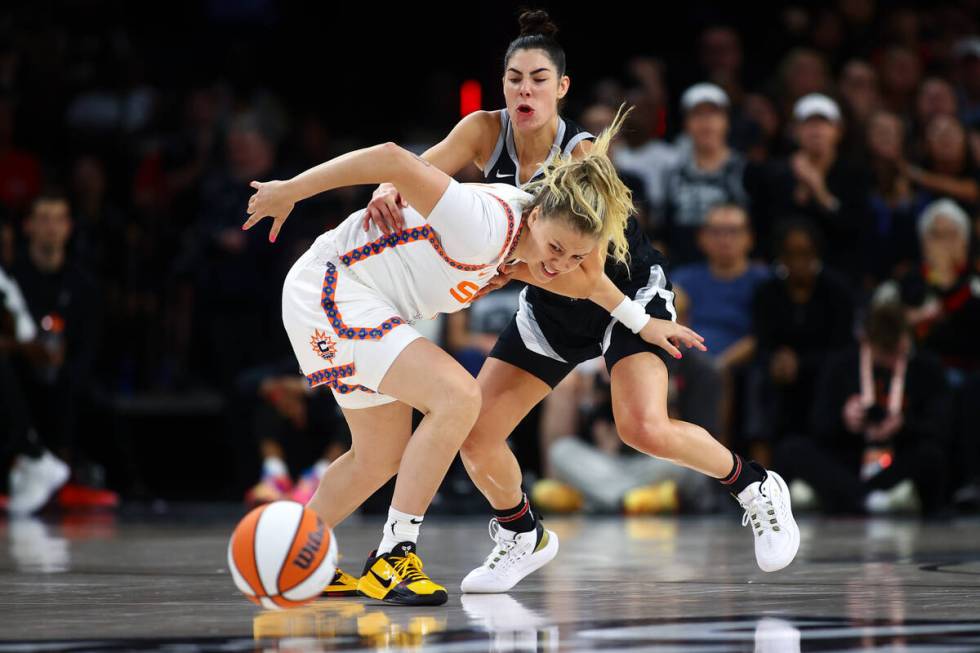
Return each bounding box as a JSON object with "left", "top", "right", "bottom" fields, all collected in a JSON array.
[
  {"left": 435, "top": 375, "right": 482, "bottom": 423},
  {"left": 619, "top": 415, "right": 672, "bottom": 457}
]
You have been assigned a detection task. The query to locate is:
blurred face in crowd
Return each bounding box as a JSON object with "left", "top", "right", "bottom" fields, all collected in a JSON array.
[
  {"left": 925, "top": 115, "right": 967, "bottom": 169},
  {"left": 779, "top": 228, "right": 820, "bottom": 285},
  {"left": 26, "top": 198, "right": 72, "bottom": 255},
  {"left": 916, "top": 78, "right": 957, "bottom": 125},
  {"left": 699, "top": 206, "right": 752, "bottom": 268},
  {"left": 699, "top": 27, "right": 742, "bottom": 78},
  {"left": 685, "top": 103, "right": 728, "bottom": 153},
  {"left": 879, "top": 47, "right": 922, "bottom": 97},
  {"left": 839, "top": 60, "right": 879, "bottom": 120},
  {"left": 783, "top": 50, "right": 830, "bottom": 100},
  {"left": 503, "top": 48, "right": 569, "bottom": 132},
  {"left": 923, "top": 213, "right": 969, "bottom": 266},
  {"left": 72, "top": 156, "right": 107, "bottom": 202},
  {"left": 866, "top": 111, "right": 904, "bottom": 161},
  {"left": 227, "top": 125, "right": 274, "bottom": 181},
  {"left": 796, "top": 116, "right": 841, "bottom": 158},
  {"left": 580, "top": 104, "right": 615, "bottom": 137}
]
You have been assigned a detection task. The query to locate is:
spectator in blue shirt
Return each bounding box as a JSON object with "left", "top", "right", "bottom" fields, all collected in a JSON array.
[{"left": 672, "top": 204, "right": 769, "bottom": 374}]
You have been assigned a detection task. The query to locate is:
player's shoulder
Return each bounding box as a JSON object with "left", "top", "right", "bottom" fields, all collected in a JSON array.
[{"left": 463, "top": 181, "right": 533, "bottom": 201}]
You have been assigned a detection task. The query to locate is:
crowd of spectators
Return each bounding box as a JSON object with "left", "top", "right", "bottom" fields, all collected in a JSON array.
[{"left": 2, "top": 2, "right": 979, "bottom": 517}]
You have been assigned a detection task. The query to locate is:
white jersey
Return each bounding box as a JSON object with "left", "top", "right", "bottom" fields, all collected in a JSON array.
[{"left": 325, "top": 178, "right": 530, "bottom": 322}]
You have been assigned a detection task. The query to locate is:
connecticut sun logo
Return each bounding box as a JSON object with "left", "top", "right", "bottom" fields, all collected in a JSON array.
[{"left": 310, "top": 329, "right": 337, "bottom": 361}]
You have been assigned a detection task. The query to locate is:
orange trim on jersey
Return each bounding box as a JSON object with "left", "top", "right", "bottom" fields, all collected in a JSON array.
[
  {"left": 306, "top": 362, "right": 376, "bottom": 395},
  {"left": 339, "top": 190, "right": 519, "bottom": 270},
  {"left": 321, "top": 262, "right": 406, "bottom": 340}
]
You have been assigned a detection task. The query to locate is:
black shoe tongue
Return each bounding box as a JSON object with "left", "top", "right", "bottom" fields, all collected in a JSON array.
[{"left": 393, "top": 541, "right": 416, "bottom": 556}]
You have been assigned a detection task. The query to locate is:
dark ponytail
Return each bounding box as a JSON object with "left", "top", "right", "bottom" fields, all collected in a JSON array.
[{"left": 504, "top": 9, "right": 566, "bottom": 77}]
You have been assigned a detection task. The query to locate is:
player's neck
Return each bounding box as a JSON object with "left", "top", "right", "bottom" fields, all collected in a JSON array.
[
  {"left": 509, "top": 219, "right": 532, "bottom": 263},
  {"left": 512, "top": 115, "right": 559, "bottom": 163}
]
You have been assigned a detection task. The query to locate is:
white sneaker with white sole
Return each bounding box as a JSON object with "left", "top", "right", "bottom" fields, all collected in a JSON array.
[
  {"left": 8, "top": 450, "right": 70, "bottom": 516},
  {"left": 460, "top": 519, "right": 559, "bottom": 593},
  {"left": 737, "top": 468, "right": 800, "bottom": 572}
]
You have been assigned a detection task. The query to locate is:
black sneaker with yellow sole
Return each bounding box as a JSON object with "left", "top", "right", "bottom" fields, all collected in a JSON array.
[
  {"left": 356, "top": 542, "right": 448, "bottom": 606},
  {"left": 321, "top": 567, "right": 360, "bottom": 597}
]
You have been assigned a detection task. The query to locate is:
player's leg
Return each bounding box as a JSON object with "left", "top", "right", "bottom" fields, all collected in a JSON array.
[
  {"left": 309, "top": 400, "right": 414, "bottom": 597},
  {"left": 608, "top": 347, "right": 799, "bottom": 572},
  {"left": 458, "top": 320, "right": 574, "bottom": 593},
  {"left": 306, "top": 401, "right": 413, "bottom": 527},
  {"left": 346, "top": 336, "right": 483, "bottom": 606}
]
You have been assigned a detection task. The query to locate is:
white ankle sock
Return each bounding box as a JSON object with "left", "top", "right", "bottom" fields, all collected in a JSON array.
[{"left": 377, "top": 506, "right": 423, "bottom": 554}]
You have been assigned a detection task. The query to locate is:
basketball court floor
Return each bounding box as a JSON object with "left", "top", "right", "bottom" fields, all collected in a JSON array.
[{"left": 2, "top": 510, "right": 979, "bottom": 651}]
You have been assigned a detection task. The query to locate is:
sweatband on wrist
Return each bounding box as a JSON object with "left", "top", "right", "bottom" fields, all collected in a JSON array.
[{"left": 611, "top": 297, "right": 651, "bottom": 334}]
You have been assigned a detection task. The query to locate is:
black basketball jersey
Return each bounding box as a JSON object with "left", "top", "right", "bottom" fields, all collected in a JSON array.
[
  {"left": 483, "top": 110, "right": 595, "bottom": 187},
  {"left": 484, "top": 109, "right": 669, "bottom": 344}
]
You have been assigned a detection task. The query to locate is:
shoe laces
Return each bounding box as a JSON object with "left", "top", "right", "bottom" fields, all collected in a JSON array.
[
  {"left": 389, "top": 551, "right": 428, "bottom": 584},
  {"left": 740, "top": 483, "right": 782, "bottom": 536},
  {"left": 483, "top": 518, "right": 521, "bottom": 569}
]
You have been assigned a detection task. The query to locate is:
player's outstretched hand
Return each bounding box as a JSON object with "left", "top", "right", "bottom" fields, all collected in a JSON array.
[
  {"left": 362, "top": 183, "right": 408, "bottom": 235},
  {"left": 243, "top": 180, "right": 295, "bottom": 243},
  {"left": 638, "top": 318, "right": 707, "bottom": 360}
]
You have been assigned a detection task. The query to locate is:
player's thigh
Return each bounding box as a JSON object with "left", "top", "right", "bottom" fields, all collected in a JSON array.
[
  {"left": 378, "top": 337, "right": 481, "bottom": 416},
  {"left": 463, "top": 357, "right": 553, "bottom": 449}
]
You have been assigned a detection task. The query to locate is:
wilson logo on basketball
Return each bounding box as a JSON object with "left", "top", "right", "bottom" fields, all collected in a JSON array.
[{"left": 293, "top": 522, "right": 325, "bottom": 570}]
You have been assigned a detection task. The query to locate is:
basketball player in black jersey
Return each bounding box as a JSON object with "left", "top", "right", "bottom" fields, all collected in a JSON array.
[{"left": 333, "top": 10, "right": 799, "bottom": 597}]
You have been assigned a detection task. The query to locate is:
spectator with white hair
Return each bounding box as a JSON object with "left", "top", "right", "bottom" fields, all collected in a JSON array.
[{"left": 878, "top": 198, "right": 980, "bottom": 376}]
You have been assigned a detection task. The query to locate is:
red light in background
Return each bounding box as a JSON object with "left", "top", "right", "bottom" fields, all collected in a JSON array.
[
  {"left": 460, "top": 80, "right": 481, "bottom": 117},
  {"left": 879, "top": 452, "right": 893, "bottom": 469}
]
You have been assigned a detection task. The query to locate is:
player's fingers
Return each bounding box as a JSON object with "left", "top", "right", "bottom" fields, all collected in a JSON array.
[
  {"left": 376, "top": 205, "right": 397, "bottom": 235},
  {"left": 250, "top": 180, "right": 261, "bottom": 190},
  {"left": 242, "top": 213, "right": 265, "bottom": 231},
  {"left": 362, "top": 209, "right": 374, "bottom": 232},
  {"left": 269, "top": 217, "right": 284, "bottom": 243},
  {"left": 398, "top": 193, "right": 408, "bottom": 208},
  {"left": 661, "top": 338, "right": 682, "bottom": 359},
  {"left": 384, "top": 198, "right": 405, "bottom": 230}
]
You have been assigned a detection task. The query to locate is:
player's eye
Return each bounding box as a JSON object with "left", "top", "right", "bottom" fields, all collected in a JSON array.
[
  {"left": 573, "top": 255, "right": 585, "bottom": 261},
  {"left": 550, "top": 243, "right": 562, "bottom": 253}
]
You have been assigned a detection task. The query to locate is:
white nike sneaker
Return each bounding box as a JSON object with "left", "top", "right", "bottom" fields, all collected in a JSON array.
[
  {"left": 737, "top": 468, "right": 800, "bottom": 572},
  {"left": 460, "top": 519, "right": 559, "bottom": 593},
  {"left": 8, "top": 451, "right": 70, "bottom": 516}
]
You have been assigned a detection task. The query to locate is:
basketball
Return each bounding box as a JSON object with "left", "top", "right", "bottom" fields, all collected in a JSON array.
[{"left": 227, "top": 501, "right": 337, "bottom": 609}]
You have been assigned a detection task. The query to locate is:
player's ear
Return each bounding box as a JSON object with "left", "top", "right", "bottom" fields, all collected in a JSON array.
[
  {"left": 558, "top": 75, "right": 570, "bottom": 100},
  {"left": 527, "top": 206, "right": 540, "bottom": 228}
]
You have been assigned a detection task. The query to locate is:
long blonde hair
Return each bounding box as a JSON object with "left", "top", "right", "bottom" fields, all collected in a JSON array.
[{"left": 523, "top": 104, "right": 635, "bottom": 265}]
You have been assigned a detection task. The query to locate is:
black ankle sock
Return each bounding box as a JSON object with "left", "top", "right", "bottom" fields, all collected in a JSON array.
[
  {"left": 719, "top": 453, "right": 765, "bottom": 495},
  {"left": 493, "top": 494, "right": 536, "bottom": 533}
]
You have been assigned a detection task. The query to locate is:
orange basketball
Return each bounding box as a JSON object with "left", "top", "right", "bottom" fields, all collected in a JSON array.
[{"left": 227, "top": 500, "right": 337, "bottom": 609}]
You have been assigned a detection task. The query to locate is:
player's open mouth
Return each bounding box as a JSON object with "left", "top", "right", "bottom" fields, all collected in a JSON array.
[
  {"left": 541, "top": 262, "right": 558, "bottom": 279},
  {"left": 517, "top": 104, "right": 534, "bottom": 116}
]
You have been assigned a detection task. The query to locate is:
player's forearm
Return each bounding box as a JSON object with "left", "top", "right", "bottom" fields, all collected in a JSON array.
[
  {"left": 285, "top": 142, "right": 411, "bottom": 202},
  {"left": 588, "top": 274, "right": 627, "bottom": 312}
]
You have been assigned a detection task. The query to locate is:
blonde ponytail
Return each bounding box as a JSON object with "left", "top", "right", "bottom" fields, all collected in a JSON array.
[{"left": 523, "top": 104, "right": 635, "bottom": 266}]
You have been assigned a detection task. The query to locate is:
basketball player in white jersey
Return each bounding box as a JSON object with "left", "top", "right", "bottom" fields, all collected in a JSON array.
[
  {"left": 355, "top": 10, "right": 800, "bottom": 597},
  {"left": 243, "top": 108, "right": 704, "bottom": 605}
]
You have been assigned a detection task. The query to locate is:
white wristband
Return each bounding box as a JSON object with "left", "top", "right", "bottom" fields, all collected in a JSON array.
[{"left": 611, "top": 297, "right": 650, "bottom": 334}]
